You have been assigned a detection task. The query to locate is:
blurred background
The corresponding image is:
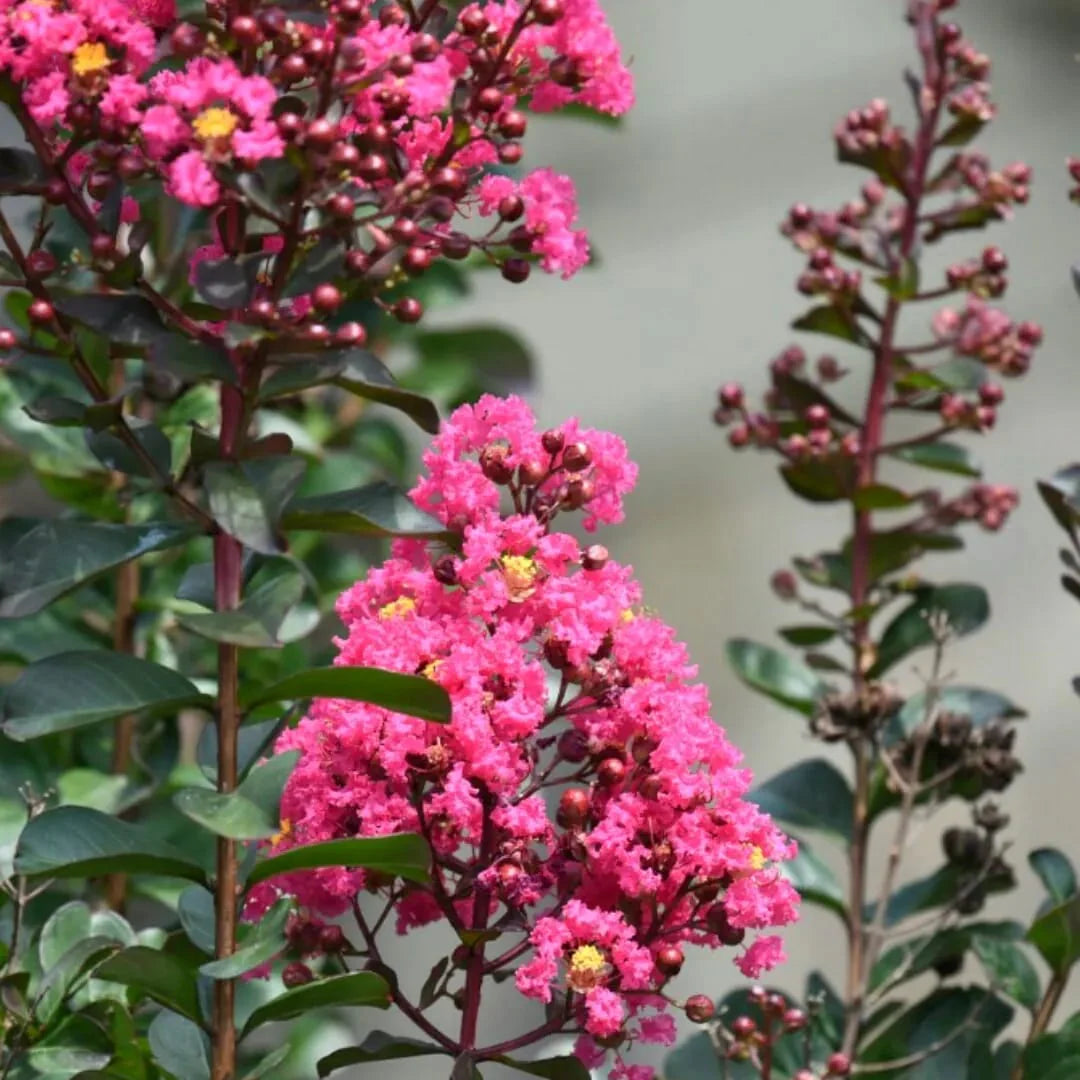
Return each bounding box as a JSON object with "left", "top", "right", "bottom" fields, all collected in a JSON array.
[{"left": 391, "top": 0, "right": 1080, "bottom": 1074}]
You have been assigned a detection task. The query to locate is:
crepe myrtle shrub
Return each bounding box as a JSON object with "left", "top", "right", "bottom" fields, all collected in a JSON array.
[
  {"left": 666, "top": 2, "right": 1080, "bottom": 1078},
  {"left": 0, "top": 1, "right": 725, "bottom": 1080}
]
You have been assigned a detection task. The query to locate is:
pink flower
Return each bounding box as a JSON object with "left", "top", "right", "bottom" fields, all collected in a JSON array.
[{"left": 736, "top": 935, "right": 787, "bottom": 979}]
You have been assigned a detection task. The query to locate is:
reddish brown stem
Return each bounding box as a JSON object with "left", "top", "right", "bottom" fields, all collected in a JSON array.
[{"left": 459, "top": 796, "right": 496, "bottom": 1051}]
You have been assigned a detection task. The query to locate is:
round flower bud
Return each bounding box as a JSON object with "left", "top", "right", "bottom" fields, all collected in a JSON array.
[
  {"left": 533, "top": 0, "right": 564, "bottom": 24},
  {"left": 770, "top": 569, "right": 798, "bottom": 600},
  {"left": 718, "top": 382, "right": 744, "bottom": 409},
  {"left": 312, "top": 283, "right": 342, "bottom": 313},
  {"left": 685, "top": 995, "right": 715, "bottom": 1023},
  {"left": 282, "top": 962, "right": 314, "bottom": 987},
  {"left": 705, "top": 904, "right": 745, "bottom": 946},
  {"left": 731, "top": 1015, "right": 756, "bottom": 1039},
  {"left": 501, "top": 258, "right": 531, "bottom": 284},
  {"left": 433, "top": 555, "right": 458, "bottom": 586},
  {"left": 27, "top": 299, "right": 54, "bottom": 325},
  {"left": 319, "top": 925, "right": 347, "bottom": 953},
  {"left": 335, "top": 321, "right": 367, "bottom": 348},
  {"left": 557, "top": 787, "right": 590, "bottom": 827},
  {"left": 783, "top": 1007, "right": 808, "bottom": 1031},
  {"left": 392, "top": 297, "right": 423, "bottom": 323},
  {"left": 582, "top": 544, "right": 609, "bottom": 571},
  {"left": 655, "top": 945, "right": 684, "bottom": 977},
  {"left": 826, "top": 1053, "right": 852, "bottom": 1077},
  {"left": 479, "top": 444, "right": 514, "bottom": 484},
  {"left": 25, "top": 250, "right": 57, "bottom": 278},
  {"left": 0, "top": 329, "right": 16, "bottom": 351},
  {"left": 562, "top": 441, "right": 592, "bottom": 472},
  {"left": 557, "top": 728, "right": 589, "bottom": 763},
  {"left": 596, "top": 757, "right": 626, "bottom": 787}
]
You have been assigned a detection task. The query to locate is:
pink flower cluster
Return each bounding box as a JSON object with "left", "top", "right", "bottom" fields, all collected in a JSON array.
[
  {"left": 932, "top": 296, "right": 1043, "bottom": 376},
  {"left": 253, "top": 396, "right": 799, "bottom": 1076}
]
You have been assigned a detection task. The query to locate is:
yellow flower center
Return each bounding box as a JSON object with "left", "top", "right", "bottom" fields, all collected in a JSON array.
[
  {"left": 422, "top": 658, "right": 443, "bottom": 680},
  {"left": 619, "top": 608, "right": 635, "bottom": 624},
  {"left": 501, "top": 554, "right": 538, "bottom": 601},
  {"left": 570, "top": 944, "right": 607, "bottom": 975},
  {"left": 748, "top": 846, "right": 766, "bottom": 871},
  {"left": 193, "top": 106, "right": 239, "bottom": 141},
  {"left": 379, "top": 596, "right": 417, "bottom": 620},
  {"left": 71, "top": 42, "right": 110, "bottom": 77},
  {"left": 270, "top": 818, "right": 292, "bottom": 847}
]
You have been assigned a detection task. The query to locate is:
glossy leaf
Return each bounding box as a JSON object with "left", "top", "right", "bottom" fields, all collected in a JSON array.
[
  {"left": 204, "top": 457, "right": 306, "bottom": 554},
  {"left": 173, "top": 787, "right": 276, "bottom": 840},
  {"left": 149, "top": 1010, "right": 211, "bottom": 1080},
  {"left": 335, "top": 351, "right": 440, "bottom": 434},
  {"left": 973, "top": 935, "right": 1040, "bottom": 1009},
  {"left": 178, "top": 567, "right": 306, "bottom": 648},
  {"left": 241, "top": 971, "right": 390, "bottom": 1036},
  {"left": 94, "top": 945, "right": 202, "bottom": 1023},
  {"left": 792, "top": 304, "right": 863, "bottom": 344},
  {"left": 258, "top": 356, "right": 347, "bottom": 401},
  {"left": 871, "top": 862, "right": 1014, "bottom": 926},
  {"left": 86, "top": 422, "right": 172, "bottom": 478},
  {"left": 893, "top": 440, "right": 981, "bottom": 477},
  {"left": 33, "top": 936, "right": 121, "bottom": 1024},
  {"left": 751, "top": 759, "right": 853, "bottom": 842},
  {"left": 726, "top": 638, "right": 826, "bottom": 716},
  {"left": 0, "top": 520, "right": 193, "bottom": 618},
  {"left": 780, "top": 457, "right": 855, "bottom": 503},
  {"left": 781, "top": 840, "right": 846, "bottom": 918},
  {"left": 178, "top": 886, "right": 216, "bottom": 954},
  {"left": 412, "top": 324, "right": 534, "bottom": 399},
  {"left": 871, "top": 584, "right": 990, "bottom": 676},
  {"left": 0, "top": 146, "right": 45, "bottom": 192},
  {"left": 14, "top": 805, "right": 207, "bottom": 882},
  {"left": 496, "top": 1056, "right": 591, "bottom": 1080},
  {"left": 248, "top": 832, "right": 429, "bottom": 888},
  {"left": 25, "top": 1014, "right": 112, "bottom": 1074},
  {"left": 317, "top": 1033, "right": 448, "bottom": 1076},
  {"left": 244, "top": 665, "right": 451, "bottom": 723},
  {"left": 778, "top": 624, "right": 837, "bottom": 647},
  {"left": 852, "top": 483, "right": 913, "bottom": 510},
  {"left": 199, "top": 899, "right": 290, "bottom": 979},
  {"left": 197, "top": 715, "right": 284, "bottom": 783},
  {"left": 194, "top": 253, "right": 263, "bottom": 309},
  {"left": 282, "top": 481, "right": 452, "bottom": 539},
  {"left": 1031, "top": 848, "right": 1078, "bottom": 906},
  {"left": 1027, "top": 894, "right": 1080, "bottom": 976},
  {"left": 772, "top": 372, "right": 859, "bottom": 425},
  {"left": 1, "top": 650, "right": 206, "bottom": 740}
]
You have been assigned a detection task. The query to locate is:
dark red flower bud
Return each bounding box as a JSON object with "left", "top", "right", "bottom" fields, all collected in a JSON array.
[
  {"left": 312, "top": 283, "right": 342, "bottom": 313},
  {"left": 582, "top": 544, "right": 608, "bottom": 571},
  {"left": 557, "top": 787, "right": 590, "bottom": 826},
  {"left": 731, "top": 1015, "right": 756, "bottom": 1038},
  {"left": 685, "top": 994, "right": 715, "bottom": 1023},
  {"left": 392, "top": 297, "right": 423, "bottom": 323},
  {"left": 562, "top": 441, "right": 592, "bottom": 472},
  {"left": 826, "top": 1053, "right": 852, "bottom": 1077},
  {"left": 282, "top": 962, "right": 314, "bottom": 987},
  {"left": 27, "top": 299, "right": 54, "bottom": 324},
  {"left": 655, "top": 945, "right": 684, "bottom": 976}
]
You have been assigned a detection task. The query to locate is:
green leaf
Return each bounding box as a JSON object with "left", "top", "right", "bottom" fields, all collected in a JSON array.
[
  {"left": 193, "top": 254, "right": 263, "bottom": 310},
  {"left": 782, "top": 840, "right": 846, "bottom": 918},
  {"left": 177, "top": 567, "right": 306, "bottom": 648},
  {"left": 197, "top": 715, "right": 284, "bottom": 783},
  {"left": 178, "top": 886, "right": 216, "bottom": 954},
  {"left": 1028, "top": 894, "right": 1080, "bottom": 976},
  {"left": 1044, "top": 1060, "right": 1080, "bottom": 1080},
  {"left": 412, "top": 324, "right": 534, "bottom": 399},
  {"left": 792, "top": 304, "right": 863, "bottom": 343},
  {"left": 874, "top": 863, "right": 1014, "bottom": 926},
  {"left": 780, "top": 457, "right": 855, "bottom": 503},
  {"left": 871, "top": 584, "right": 990, "bottom": 677},
  {"left": 334, "top": 351, "right": 440, "bottom": 434},
  {"left": 244, "top": 665, "right": 451, "bottom": 724},
  {"left": 33, "top": 936, "right": 122, "bottom": 1024},
  {"left": 0, "top": 147, "right": 45, "bottom": 192},
  {"left": 495, "top": 1056, "right": 591, "bottom": 1080},
  {"left": 95, "top": 946, "right": 202, "bottom": 1024},
  {"left": 772, "top": 372, "right": 859, "bottom": 426},
  {"left": 852, "top": 484, "right": 913, "bottom": 510},
  {"left": 317, "top": 1032, "right": 448, "bottom": 1076},
  {"left": 247, "top": 832, "right": 430, "bottom": 889},
  {"left": 173, "top": 787, "right": 277, "bottom": 840},
  {"left": 750, "top": 760, "right": 853, "bottom": 842},
  {"left": 204, "top": 457, "right": 306, "bottom": 554},
  {"left": 14, "top": 805, "right": 207, "bottom": 882},
  {"left": 199, "top": 899, "right": 290, "bottom": 979},
  {"left": 149, "top": 1010, "right": 211, "bottom": 1080},
  {"left": 240, "top": 971, "right": 390, "bottom": 1037},
  {"left": 282, "top": 481, "right": 452, "bottom": 539},
  {"left": 778, "top": 625, "right": 837, "bottom": 647},
  {"left": 0, "top": 520, "right": 194, "bottom": 618},
  {"left": 1039, "top": 467, "right": 1080, "bottom": 543},
  {"left": 893, "top": 441, "right": 981, "bottom": 477},
  {"left": 24, "top": 393, "right": 122, "bottom": 429},
  {"left": 1, "top": 650, "right": 206, "bottom": 740},
  {"left": 893, "top": 686, "right": 1025, "bottom": 742},
  {"left": 259, "top": 357, "right": 347, "bottom": 401},
  {"left": 26, "top": 1014, "right": 112, "bottom": 1074},
  {"left": 726, "top": 638, "right": 826, "bottom": 716},
  {"left": 973, "top": 935, "right": 1040, "bottom": 1010},
  {"left": 1030, "top": 849, "right": 1078, "bottom": 905}
]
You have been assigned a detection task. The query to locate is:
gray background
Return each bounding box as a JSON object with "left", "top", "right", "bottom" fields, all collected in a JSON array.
[{"left": 397, "top": 0, "right": 1080, "bottom": 1074}]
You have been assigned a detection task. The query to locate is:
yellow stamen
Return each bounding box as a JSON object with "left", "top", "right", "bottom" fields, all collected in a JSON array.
[
  {"left": 71, "top": 42, "right": 110, "bottom": 77},
  {"left": 570, "top": 944, "right": 607, "bottom": 975},
  {"left": 501, "top": 554, "right": 538, "bottom": 601},
  {"left": 422, "top": 658, "right": 443, "bottom": 680},
  {"left": 192, "top": 106, "right": 239, "bottom": 141},
  {"left": 619, "top": 608, "right": 635, "bottom": 624},
  {"left": 748, "top": 846, "right": 766, "bottom": 871},
  {"left": 379, "top": 596, "right": 417, "bottom": 620},
  {"left": 270, "top": 818, "right": 292, "bottom": 847}
]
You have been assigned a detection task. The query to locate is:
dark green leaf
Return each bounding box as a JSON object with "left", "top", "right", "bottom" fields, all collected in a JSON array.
[
  {"left": 772, "top": 372, "right": 859, "bottom": 425},
  {"left": 751, "top": 759, "right": 853, "bottom": 842},
  {"left": 872, "top": 584, "right": 990, "bottom": 677},
  {"left": 241, "top": 971, "right": 390, "bottom": 1036},
  {"left": 34, "top": 936, "right": 122, "bottom": 1023},
  {"left": 237, "top": 750, "right": 299, "bottom": 819},
  {"left": 1, "top": 650, "right": 206, "bottom": 740},
  {"left": 973, "top": 935, "right": 1040, "bottom": 1009},
  {"left": 1028, "top": 894, "right": 1080, "bottom": 976},
  {"left": 1039, "top": 467, "right": 1080, "bottom": 543},
  {"left": 780, "top": 457, "right": 855, "bottom": 503},
  {"left": 86, "top": 422, "right": 172, "bottom": 478},
  {"left": 282, "top": 481, "right": 451, "bottom": 539},
  {"left": 420, "top": 956, "right": 449, "bottom": 1009},
  {"left": 938, "top": 114, "right": 987, "bottom": 148},
  {"left": 873, "top": 863, "right": 1014, "bottom": 926},
  {"left": 782, "top": 840, "right": 846, "bottom": 917},
  {"left": 205, "top": 457, "right": 306, "bottom": 554},
  {"left": 412, "top": 324, "right": 534, "bottom": 398},
  {"left": 335, "top": 351, "right": 440, "bottom": 434},
  {"left": 0, "top": 520, "right": 194, "bottom": 618},
  {"left": 0, "top": 147, "right": 45, "bottom": 192},
  {"left": 14, "top": 805, "right": 206, "bottom": 882},
  {"left": 852, "top": 484, "right": 913, "bottom": 510},
  {"left": 1044, "top": 1060, "right": 1080, "bottom": 1080},
  {"left": 94, "top": 946, "right": 202, "bottom": 1023},
  {"left": 244, "top": 665, "right": 451, "bottom": 724},
  {"left": 876, "top": 257, "right": 920, "bottom": 300},
  {"left": 247, "top": 832, "right": 430, "bottom": 889},
  {"left": 792, "top": 304, "right": 864, "bottom": 343},
  {"left": 258, "top": 357, "right": 347, "bottom": 402},
  {"left": 1030, "top": 849, "right": 1078, "bottom": 905},
  {"left": 173, "top": 787, "right": 277, "bottom": 840},
  {"left": 495, "top": 1056, "right": 591, "bottom": 1080},
  {"left": 178, "top": 886, "right": 216, "bottom": 954},
  {"left": 198, "top": 716, "right": 285, "bottom": 783},
  {"left": 778, "top": 625, "right": 837, "bottom": 647},
  {"left": 24, "top": 393, "right": 121, "bottom": 429},
  {"left": 178, "top": 568, "right": 306, "bottom": 648},
  {"left": 317, "top": 1032, "right": 447, "bottom": 1076},
  {"left": 893, "top": 441, "right": 981, "bottom": 477},
  {"left": 283, "top": 238, "right": 345, "bottom": 298},
  {"left": 726, "top": 638, "right": 826, "bottom": 716},
  {"left": 893, "top": 686, "right": 1025, "bottom": 741},
  {"left": 199, "top": 899, "right": 289, "bottom": 979},
  {"left": 194, "top": 254, "right": 264, "bottom": 310},
  {"left": 55, "top": 294, "right": 164, "bottom": 347},
  {"left": 149, "top": 1010, "right": 211, "bottom": 1080},
  {"left": 26, "top": 1014, "right": 112, "bottom": 1074}
]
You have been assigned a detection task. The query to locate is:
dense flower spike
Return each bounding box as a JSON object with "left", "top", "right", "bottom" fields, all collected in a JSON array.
[{"left": 252, "top": 396, "right": 798, "bottom": 1078}]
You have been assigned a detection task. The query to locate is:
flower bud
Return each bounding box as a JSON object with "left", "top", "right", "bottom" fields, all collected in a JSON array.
[
  {"left": 685, "top": 994, "right": 715, "bottom": 1023},
  {"left": 480, "top": 444, "right": 514, "bottom": 484},
  {"left": 826, "top": 1053, "right": 852, "bottom": 1077},
  {"left": 562, "top": 441, "right": 592, "bottom": 471},
  {"left": 655, "top": 945, "right": 684, "bottom": 976},
  {"left": 557, "top": 787, "right": 590, "bottom": 827},
  {"left": 731, "top": 1015, "right": 756, "bottom": 1038},
  {"left": 770, "top": 569, "right": 798, "bottom": 600},
  {"left": 582, "top": 544, "right": 609, "bottom": 571},
  {"left": 282, "top": 962, "right": 314, "bottom": 987}
]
